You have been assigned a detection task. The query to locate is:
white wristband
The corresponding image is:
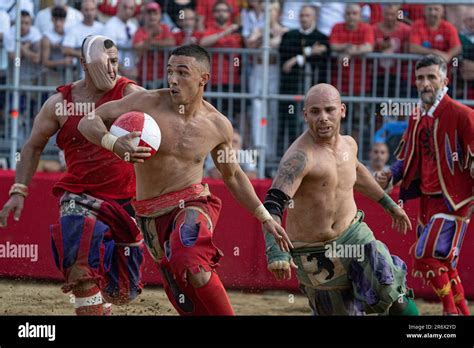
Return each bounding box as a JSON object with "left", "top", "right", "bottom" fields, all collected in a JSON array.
[
  {"left": 303, "top": 46, "right": 312, "bottom": 57},
  {"left": 254, "top": 204, "right": 273, "bottom": 223},
  {"left": 101, "top": 132, "right": 118, "bottom": 152},
  {"left": 296, "top": 54, "right": 305, "bottom": 66}
]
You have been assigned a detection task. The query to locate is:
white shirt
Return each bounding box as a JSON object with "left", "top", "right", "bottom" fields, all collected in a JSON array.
[
  {"left": 317, "top": 3, "right": 346, "bottom": 36},
  {"left": 5, "top": 25, "right": 42, "bottom": 52},
  {"left": 0, "top": 0, "right": 35, "bottom": 21},
  {"left": 63, "top": 21, "right": 104, "bottom": 49},
  {"left": 241, "top": 9, "right": 264, "bottom": 38},
  {"left": 101, "top": 16, "right": 137, "bottom": 66},
  {"left": 34, "top": 6, "right": 84, "bottom": 35},
  {"left": 0, "top": 10, "right": 11, "bottom": 36}
]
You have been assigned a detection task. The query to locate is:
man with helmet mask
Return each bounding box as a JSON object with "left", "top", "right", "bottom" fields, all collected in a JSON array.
[{"left": 0, "top": 35, "right": 146, "bottom": 316}]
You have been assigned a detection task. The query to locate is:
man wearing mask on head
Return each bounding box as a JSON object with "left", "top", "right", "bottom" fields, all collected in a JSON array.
[{"left": 0, "top": 35, "right": 146, "bottom": 316}]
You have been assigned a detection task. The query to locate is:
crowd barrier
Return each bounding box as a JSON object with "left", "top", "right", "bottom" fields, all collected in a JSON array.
[{"left": 0, "top": 170, "right": 472, "bottom": 300}]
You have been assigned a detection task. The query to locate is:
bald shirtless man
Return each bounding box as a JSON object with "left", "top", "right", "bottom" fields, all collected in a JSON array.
[
  {"left": 78, "top": 44, "right": 291, "bottom": 316},
  {"left": 263, "top": 83, "right": 419, "bottom": 316}
]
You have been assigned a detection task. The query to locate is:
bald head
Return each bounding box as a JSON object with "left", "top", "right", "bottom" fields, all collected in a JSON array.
[
  {"left": 305, "top": 83, "right": 341, "bottom": 107},
  {"left": 303, "top": 84, "right": 345, "bottom": 141}
]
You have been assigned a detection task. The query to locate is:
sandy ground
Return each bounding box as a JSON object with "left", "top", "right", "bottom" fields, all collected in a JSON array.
[{"left": 0, "top": 279, "right": 472, "bottom": 316}]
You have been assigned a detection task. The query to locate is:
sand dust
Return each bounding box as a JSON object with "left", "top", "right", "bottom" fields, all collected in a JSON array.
[{"left": 0, "top": 279, "right": 470, "bottom": 316}]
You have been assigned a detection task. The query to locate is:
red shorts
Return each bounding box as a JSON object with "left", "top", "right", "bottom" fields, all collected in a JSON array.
[{"left": 133, "top": 184, "right": 223, "bottom": 282}]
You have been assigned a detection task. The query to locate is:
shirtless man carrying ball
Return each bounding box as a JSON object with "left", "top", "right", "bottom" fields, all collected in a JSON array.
[
  {"left": 263, "top": 83, "right": 419, "bottom": 316},
  {"left": 78, "top": 44, "right": 291, "bottom": 316}
]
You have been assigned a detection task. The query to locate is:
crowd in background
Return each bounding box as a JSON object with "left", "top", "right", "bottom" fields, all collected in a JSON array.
[{"left": 1, "top": 0, "right": 474, "bottom": 175}]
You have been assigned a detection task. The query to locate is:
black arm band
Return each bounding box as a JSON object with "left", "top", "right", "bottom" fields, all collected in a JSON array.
[{"left": 263, "top": 188, "right": 291, "bottom": 220}]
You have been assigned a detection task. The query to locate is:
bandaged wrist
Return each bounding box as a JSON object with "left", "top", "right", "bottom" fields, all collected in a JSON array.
[
  {"left": 264, "top": 231, "right": 291, "bottom": 266},
  {"left": 101, "top": 132, "right": 118, "bottom": 152},
  {"left": 378, "top": 193, "right": 398, "bottom": 211},
  {"left": 254, "top": 204, "right": 273, "bottom": 223}
]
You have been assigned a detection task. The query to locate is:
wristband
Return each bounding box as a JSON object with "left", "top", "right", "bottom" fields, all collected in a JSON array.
[
  {"left": 101, "top": 132, "right": 118, "bottom": 152},
  {"left": 9, "top": 183, "right": 28, "bottom": 198},
  {"left": 378, "top": 193, "right": 398, "bottom": 211},
  {"left": 254, "top": 204, "right": 273, "bottom": 223},
  {"left": 296, "top": 54, "right": 305, "bottom": 66},
  {"left": 264, "top": 231, "right": 292, "bottom": 266}
]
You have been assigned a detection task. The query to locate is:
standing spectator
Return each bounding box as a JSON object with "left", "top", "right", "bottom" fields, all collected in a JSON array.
[
  {"left": 278, "top": 5, "right": 329, "bottom": 157},
  {"left": 157, "top": 0, "right": 196, "bottom": 28},
  {"left": 102, "top": 0, "right": 138, "bottom": 80},
  {"left": 200, "top": 0, "right": 242, "bottom": 114},
  {"left": 459, "top": 6, "right": 474, "bottom": 99},
  {"left": 196, "top": 0, "right": 239, "bottom": 31},
  {"left": 0, "top": 9, "right": 11, "bottom": 71},
  {"left": 6, "top": 10, "right": 41, "bottom": 83},
  {"left": 373, "top": 4, "right": 411, "bottom": 96},
  {"left": 172, "top": 8, "right": 203, "bottom": 45},
  {"left": 409, "top": 4, "right": 461, "bottom": 64},
  {"left": 5, "top": 10, "right": 41, "bottom": 142},
  {"left": 279, "top": 1, "right": 323, "bottom": 31},
  {"left": 329, "top": 4, "right": 374, "bottom": 95},
  {"left": 62, "top": 0, "right": 104, "bottom": 59},
  {"left": 41, "top": 6, "right": 72, "bottom": 86},
  {"left": 133, "top": 2, "right": 175, "bottom": 88},
  {"left": 243, "top": 0, "right": 288, "bottom": 149},
  {"left": 34, "top": 0, "right": 83, "bottom": 35}
]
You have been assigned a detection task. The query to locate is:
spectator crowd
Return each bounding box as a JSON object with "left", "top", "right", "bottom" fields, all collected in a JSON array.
[{"left": 1, "top": 0, "right": 474, "bottom": 171}]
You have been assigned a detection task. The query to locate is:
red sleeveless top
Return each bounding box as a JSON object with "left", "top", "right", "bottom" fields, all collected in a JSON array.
[{"left": 52, "top": 77, "right": 136, "bottom": 199}]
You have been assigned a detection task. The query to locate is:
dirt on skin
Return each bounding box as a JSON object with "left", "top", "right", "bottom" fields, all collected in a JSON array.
[{"left": 0, "top": 279, "right": 470, "bottom": 316}]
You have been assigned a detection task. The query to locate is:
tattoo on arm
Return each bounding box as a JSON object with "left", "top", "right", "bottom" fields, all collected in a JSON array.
[{"left": 273, "top": 150, "right": 308, "bottom": 193}]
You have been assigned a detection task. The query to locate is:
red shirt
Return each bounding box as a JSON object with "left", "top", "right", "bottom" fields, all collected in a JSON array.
[
  {"left": 201, "top": 24, "right": 242, "bottom": 85},
  {"left": 196, "top": 0, "right": 239, "bottom": 29},
  {"left": 401, "top": 4, "right": 425, "bottom": 23},
  {"left": 173, "top": 29, "right": 204, "bottom": 46},
  {"left": 53, "top": 77, "right": 136, "bottom": 199},
  {"left": 373, "top": 21, "right": 411, "bottom": 75},
  {"left": 409, "top": 19, "right": 461, "bottom": 52},
  {"left": 133, "top": 24, "right": 174, "bottom": 82},
  {"left": 418, "top": 115, "right": 442, "bottom": 194},
  {"left": 329, "top": 22, "right": 375, "bottom": 94}
]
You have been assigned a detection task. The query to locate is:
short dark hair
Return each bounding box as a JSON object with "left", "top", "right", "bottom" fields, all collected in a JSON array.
[
  {"left": 80, "top": 36, "right": 116, "bottom": 59},
  {"left": 20, "top": 10, "right": 31, "bottom": 18},
  {"left": 415, "top": 54, "right": 447, "bottom": 78},
  {"left": 52, "top": 6, "right": 67, "bottom": 19},
  {"left": 170, "top": 44, "right": 211, "bottom": 71}
]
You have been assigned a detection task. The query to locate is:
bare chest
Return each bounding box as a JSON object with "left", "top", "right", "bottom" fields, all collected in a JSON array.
[
  {"left": 151, "top": 112, "right": 219, "bottom": 163},
  {"left": 304, "top": 147, "right": 357, "bottom": 191}
]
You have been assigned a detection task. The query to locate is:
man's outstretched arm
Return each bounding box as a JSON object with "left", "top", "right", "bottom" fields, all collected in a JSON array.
[
  {"left": 211, "top": 119, "right": 292, "bottom": 252},
  {"left": 0, "top": 93, "right": 61, "bottom": 227},
  {"left": 78, "top": 89, "right": 152, "bottom": 163}
]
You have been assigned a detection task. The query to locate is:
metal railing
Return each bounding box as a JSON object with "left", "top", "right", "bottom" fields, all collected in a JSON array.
[{"left": 1, "top": 46, "right": 473, "bottom": 175}]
